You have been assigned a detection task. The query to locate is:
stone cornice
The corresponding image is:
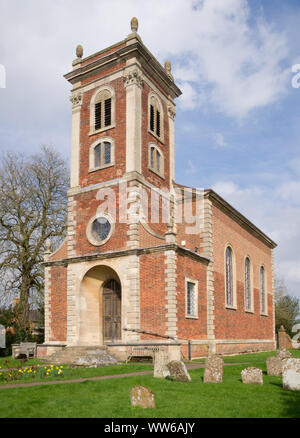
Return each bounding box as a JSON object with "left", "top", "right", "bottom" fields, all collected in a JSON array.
[
  {"left": 43, "top": 244, "right": 210, "bottom": 267},
  {"left": 64, "top": 39, "right": 182, "bottom": 99},
  {"left": 205, "top": 189, "right": 277, "bottom": 249}
]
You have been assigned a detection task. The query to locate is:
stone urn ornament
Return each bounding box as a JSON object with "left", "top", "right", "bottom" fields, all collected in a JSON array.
[{"left": 131, "top": 17, "right": 138, "bottom": 33}]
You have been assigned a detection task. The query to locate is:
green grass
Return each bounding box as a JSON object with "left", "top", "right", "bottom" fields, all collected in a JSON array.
[
  {"left": 191, "top": 349, "right": 300, "bottom": 364},
  {"left": 0, "top": 363, "right": 153, "bottom": 385},
  {"left": 0, "top": 357, "right": 299, "bottom": 418},
  {"left": 0, "top": 356, "right": 46, "bottom": 369}
]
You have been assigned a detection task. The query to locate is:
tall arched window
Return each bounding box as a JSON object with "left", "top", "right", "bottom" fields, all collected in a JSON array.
[
  {"left": 245, "top": 257, "right": 251, "bottom": 311},
  {"left": 226, "top": 246, "right": 233, "bottom": 307},
  {"left": 149, "top": 95, "right": 163, "bottom": 140},
  {"left": 89, "top": 86, "right": 115, "bottom": 135},
  {"left": 89, "top": 138, "right": 114, "bottom": 172},
  {"left": 95, "top": 90, "right": 112, "bottom": 130},
  {"left": 260, "top": 266, "right": 266, "bottom": 314},
  {"left": 149, "top": 144, "right": 164, "bottom": 177}
]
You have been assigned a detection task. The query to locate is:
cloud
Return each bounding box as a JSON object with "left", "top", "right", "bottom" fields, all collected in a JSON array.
[
  {"left": 213, "top": 133, "right": 227, "bottom": 148},
  {"left": 212, "top": 177, "right": 300, "bottom": 299}
]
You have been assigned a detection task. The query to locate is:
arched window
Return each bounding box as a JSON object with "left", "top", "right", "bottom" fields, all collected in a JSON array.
[
  {"left": 245, "top": 257, "right": 251, "bottom": 311},
  {"left": 226, "top": 246, "right": 233, "bottom": 307},
  {"left": 149, "top": 95, "right": 163, "bottom": 140},
  {"left": 95, "top": 90, "right": 112, "bottom": 130},
  {"left": 89, "top": 138, "right": 114, "bottom": 172},
  {"left": 149, "top": 144, "right": 164, "bottom": 177},
  {"left": 260, "top": 266, "right": 266, "bottom": 314},
  {"left": 90, "top": 86, "right": 115, "bottom": 135}
]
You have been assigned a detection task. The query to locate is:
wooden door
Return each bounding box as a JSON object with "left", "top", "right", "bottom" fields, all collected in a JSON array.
[{"left": 103, "top": 279, "right": 121, "bottom": 343}]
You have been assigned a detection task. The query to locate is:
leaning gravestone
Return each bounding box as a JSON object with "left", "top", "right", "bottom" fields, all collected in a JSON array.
[
  {"left": 203, "top": 354, "right": 224, "bottom": 383},
  {"left": 167, "top": 360, "right": 191, "bottom": 382},
  {"left": 154, "top": 350, "right": 170, "bottom": 378},
  {"left": 241, "top": 367, "right": 263, "bottom": 385},
  {"left": 266, "top": 356, "right": 284, "bottom": 376},
  {"left": 282, "top": 358, "right": 300, "bottom": 391},
  {"left": 130, "top": 385, "right": 155, "bottom": 408},
  {"left": 276, "top": 348, "right": 292, "bottom": 360},
  {"left": 0, "top": 325, "right": 5, "bottom": 349}
]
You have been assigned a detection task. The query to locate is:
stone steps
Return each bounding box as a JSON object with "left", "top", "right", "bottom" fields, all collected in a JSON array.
[{"left": 46, "top": 346, "right": 118, "bottom": 367}]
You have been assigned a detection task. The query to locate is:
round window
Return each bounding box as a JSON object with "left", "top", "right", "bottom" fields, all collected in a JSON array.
[
  {"left": 86, "top": 214, "right": 114, "bottom": 246},
  {"left": 92, "top": 217, "right": 111, "bottom": 242}
]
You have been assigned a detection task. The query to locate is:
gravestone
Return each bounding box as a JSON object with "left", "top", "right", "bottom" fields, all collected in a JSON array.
[
  {"left": 130, "top": 385, "right": 155, "bottom": 408},
  {"left": 241, "top": 367, "right": 263, "bottom": 385},
  {"left": 282, "top": 358, "right": 300, "bottom": 391},
  {"left": 167, "top": 360, "right": 191, "bottom": 382},
  {"left": 203, "top": 354, "right": 224, "bottom": 383},
  {"left": 266, "top": 356, "right": 283, "bottom": 376},
  {"left": 0, "top": 325, "right": 5, "bottom": 349},
  {"left": 276, "top": 348, "right": 292, "bottom": 360},
  {"left": 154, "top": 350, "right": 170, "bottom": 378}
]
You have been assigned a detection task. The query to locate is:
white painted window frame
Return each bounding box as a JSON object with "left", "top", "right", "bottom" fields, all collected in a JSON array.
[
  {"left": 185, "top": 278, "right": 198, "bottom": 319},
  {"left": 89, "top": 85, "right": 116, "bottom": 136},
  {"left": 224, "top": 244, "right": 237, "bottom": 310},
  {"left": 89, "top": 137, "right": 115, "bottom": 173}
]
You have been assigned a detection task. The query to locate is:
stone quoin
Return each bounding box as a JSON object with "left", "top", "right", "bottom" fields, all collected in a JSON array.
[{"left": 40, "top": 17, "right": 277, "bottom": 361}]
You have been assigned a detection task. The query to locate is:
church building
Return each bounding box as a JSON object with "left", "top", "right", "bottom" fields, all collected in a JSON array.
[{"left": 41, "top": 18, "right": 277, "bottom": 360}]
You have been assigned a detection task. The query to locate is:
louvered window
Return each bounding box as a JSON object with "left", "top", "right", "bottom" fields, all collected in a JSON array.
[
  {"left": 94, "top": 141, "right": 112, "bottom": 168},
  {"left": 245, "top": 257, "right": 251, "bottom": 311},
  {"left": 94, "top": 90, "right": 112, "bottom": 130},
  {"left": 226, "top": 247, "right": 233, "bottom": 307},
  {"left": 149, "top": 96, "right": 162, "bottom": 138},
  {"left": 260, "top": 266, "right": 266, "bottom": 314}
]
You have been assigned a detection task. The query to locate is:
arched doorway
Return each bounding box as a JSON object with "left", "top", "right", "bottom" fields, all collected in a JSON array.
[{"left": 102, "top": 279, "right": 121, "bottom": 343}]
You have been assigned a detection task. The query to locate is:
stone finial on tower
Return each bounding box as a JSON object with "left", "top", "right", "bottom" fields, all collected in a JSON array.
[
  {"left": 76, "top": 44, "right": 83, "bottom": 59},
  {"left": 131, "top": 17, "right": 138, "bottom": 33},
  {"left": 164, "top": 60, "right": 174, "bottom": 81}
]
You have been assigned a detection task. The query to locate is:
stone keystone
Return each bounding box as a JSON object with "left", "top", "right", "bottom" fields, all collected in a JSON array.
[
  {"left": 130, "top": 385, "right": 155, "bottom": 409},
  {"left": 241, "top": 367, "right": 263, "bottom": 385},
  {"left": 282, "top": 358, "right": 300, "bottom": 391},
  {"left": 203, "top": 354, "right": 224, "bottom": 383},
  {"left": 154, "top": 350, "right": 170, "bottom": 379},
  {"left": 167, "top": 360, "right": 191, "bottom": 382},
  {"left": 266, "top": 356, "right": 283, "bottom": 376}
]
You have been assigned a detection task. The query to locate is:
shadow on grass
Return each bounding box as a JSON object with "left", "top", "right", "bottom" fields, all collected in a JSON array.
[{"left": 279, "top": 388, "right": 300, "bottom": 418}]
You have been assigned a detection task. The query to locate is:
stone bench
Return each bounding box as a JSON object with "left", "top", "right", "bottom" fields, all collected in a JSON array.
[
  {"left": 126, "top": 346, "right": 160, "bottom": 363},
  {"left": 12, "top": 342, "right": 37, "bottom": 359}
]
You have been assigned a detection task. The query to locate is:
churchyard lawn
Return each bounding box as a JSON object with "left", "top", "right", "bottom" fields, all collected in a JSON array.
[{"left": 0, "top": 350, "right": 299, "bottom": 418}]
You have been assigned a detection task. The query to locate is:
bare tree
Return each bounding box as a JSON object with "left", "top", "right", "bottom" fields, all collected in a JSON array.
[{"left": 0, "top": 145, "right": 68, "bottom": 337}]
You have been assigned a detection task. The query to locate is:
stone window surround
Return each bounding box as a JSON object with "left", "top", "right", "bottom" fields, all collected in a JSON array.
[
  {"left": 148, "top": 142, "right": 164, "bottom": 179},
  {"left": 86, "top": 212, "right": 115, "bottom": 247},
  {"left": 148, "top": 91, "right": 164, "bottom": 144},
  {"left": 224, "top": 243, "right": 237, "bottom": 310},
  {"left": 89, "top": 136, "right": 115, "bottom": 173},
  {"left": 89, "top": 84, "right": 116, "bottom": 136},
  {"left": 260, "top": 265, "right": 268, "bottom": 316},
  {"left": 244, "top": 255, "right": 254, "bottom": 314},
  {"left": 185, "top": 277, "right": 199, "bottom": 319}
]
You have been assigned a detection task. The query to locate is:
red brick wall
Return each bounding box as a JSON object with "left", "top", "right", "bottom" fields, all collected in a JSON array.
[
  {"left": 141, "top": 82, "right": 170, "bottom": 190},
  {"left": 79, "top": 76, "right": 126, "bottom": 188},
  {"left": 74, "top": 187, "right": 128, "bottom": 256},
  {"left": 212, "top": 204, "right": 274, "bottom": 340},
  {"left": 140, "top": 252, "right": 167, "bottom": 339},
  {"left": 49, "top": 266, "right": 67, "bottom": 342},
  {"left": 176, "top": 254, "right": 207, "bottom": 340},
  {"left": 50, "top": 239, "right": 68, "bottom": 262}
]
